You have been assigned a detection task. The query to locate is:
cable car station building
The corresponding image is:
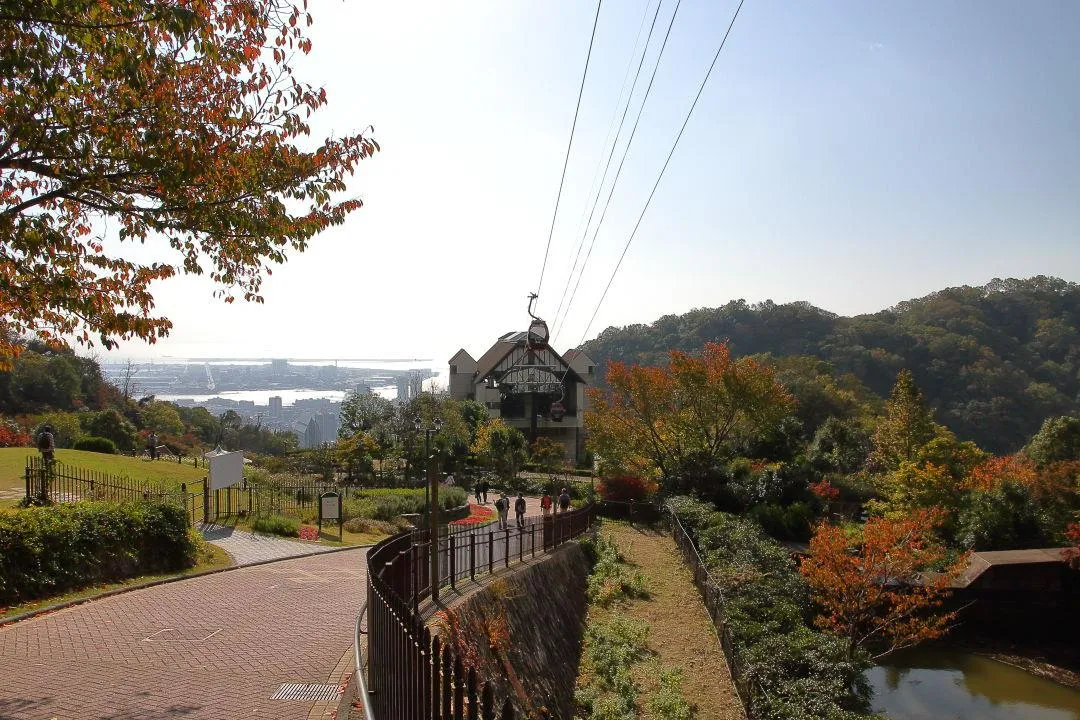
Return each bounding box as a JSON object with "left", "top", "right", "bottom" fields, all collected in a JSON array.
[{"left": 448, "top": 331, "right": 596, "bottom": 463}]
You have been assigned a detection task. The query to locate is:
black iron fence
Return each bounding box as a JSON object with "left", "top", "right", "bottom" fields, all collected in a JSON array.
[
  {"left": 358, "top": 505, "right": 595, "bottom": 720},
  {"left": 24, "top": 456, "right": 195, "bottom": 516}
]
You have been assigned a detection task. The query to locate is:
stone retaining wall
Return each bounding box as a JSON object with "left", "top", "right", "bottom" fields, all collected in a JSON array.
[{"left": 433, "top": 543, "right": 591, "bottom": 719}]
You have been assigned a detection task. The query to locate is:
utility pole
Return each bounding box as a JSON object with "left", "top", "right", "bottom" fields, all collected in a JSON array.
[{"left": 415, "top": 416, "right": 443, "bottom": 601}]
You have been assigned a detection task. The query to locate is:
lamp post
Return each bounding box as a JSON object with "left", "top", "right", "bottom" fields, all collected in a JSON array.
[{"left": 414, "top": 415, "right": 443, "bottom": 601}]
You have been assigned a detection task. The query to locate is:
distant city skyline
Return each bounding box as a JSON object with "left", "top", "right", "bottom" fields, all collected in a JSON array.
[{"left": 97, "top": 1, "right": 1080, "bottom": 365}]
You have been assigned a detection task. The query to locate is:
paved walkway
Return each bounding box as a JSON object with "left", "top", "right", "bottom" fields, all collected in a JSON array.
[
  {"left": 0, "top": 548, "right": 368, "bottom": 720},
  {"left": 199, "top": 523, "right": 339, "bottom": 566}
]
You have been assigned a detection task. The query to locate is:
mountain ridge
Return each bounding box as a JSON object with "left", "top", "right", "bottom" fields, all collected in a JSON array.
[{"left": 580, "top": 276, "right": 1080, "bottom": 453}]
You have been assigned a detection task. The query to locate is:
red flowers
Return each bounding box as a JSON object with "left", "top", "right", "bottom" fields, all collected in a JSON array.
[
  {"left": 298, "top": 525, "right": 320, "bottom": 541},
  {"left": 450, "top": 504, "right": 495, "bottom": 526}
]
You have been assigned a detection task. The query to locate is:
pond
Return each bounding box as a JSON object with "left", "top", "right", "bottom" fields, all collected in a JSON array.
[{"left": 867, "top": 648, "right": 1080, "bottom": 720}]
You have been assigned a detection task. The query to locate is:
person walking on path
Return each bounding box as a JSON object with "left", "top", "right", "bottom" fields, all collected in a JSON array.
[
  {"left": 540, "top": 493, "right": 552, "bottom": 516},
  {"left": 481, "top": 479, "right": 489, "bottom": 504},
  {"left": 514, "top": 493, "right": 527, "bottom": 527},
  {"left": 495, "top": 493, "right": 510, "bottom": 530},
  {"left": 474, "top": 480, "right": 482, "bottom": 505},
  {"left": 558, "top": 487, "right": 571, "bottom": 512}
]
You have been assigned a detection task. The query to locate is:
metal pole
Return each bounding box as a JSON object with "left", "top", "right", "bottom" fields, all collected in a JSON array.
[{"left": 428, "top": 429, "right": 439, "bottom": 603}]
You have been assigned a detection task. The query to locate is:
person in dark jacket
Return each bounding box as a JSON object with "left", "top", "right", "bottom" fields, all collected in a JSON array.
[
  {"left": 558, "top": 488, "right": 571, "bottom": 512},
  {"left": 495, "top": 493, "right": 510, "bottom": 529},
  {"left": 37, "top": 425, "right": 55, "bottom": 464},
  {"left": 514, "top": 493, "right": 527, "bottom": 527}
]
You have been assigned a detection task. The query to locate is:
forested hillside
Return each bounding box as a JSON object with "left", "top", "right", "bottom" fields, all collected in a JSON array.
[{"left": 581, "top": 276, "right": 1080, "bottom": 453}]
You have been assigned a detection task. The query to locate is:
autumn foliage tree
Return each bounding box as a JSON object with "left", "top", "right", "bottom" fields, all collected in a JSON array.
[
  {"left": 0, "top": 0, "right": 379, "bottom": 366},
  {"left": 799, "top": 509, "right": 967, "bottom": 660},
  {"left": 1065, "top": 523, "right": 1080, "bottom": 570},
  {"left": 585, "top": 342, "right": 792, "bottom": 493}
]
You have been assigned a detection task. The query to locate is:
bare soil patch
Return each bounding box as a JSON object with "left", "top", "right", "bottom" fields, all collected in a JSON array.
[{"left": 607, "top": 520, "right": 744, "bottom": 719}]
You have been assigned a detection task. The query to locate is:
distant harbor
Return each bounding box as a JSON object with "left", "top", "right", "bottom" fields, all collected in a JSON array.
[
  {"left": 103, "top": 358, "right": 445, "bottom": 449},
  {"left": 157, "top": 389, "right": 353, "bottom": 406}
]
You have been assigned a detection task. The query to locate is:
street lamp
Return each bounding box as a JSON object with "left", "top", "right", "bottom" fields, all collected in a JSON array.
[{"left": 414, "top": 415, "right": 443, "bottom": 601}]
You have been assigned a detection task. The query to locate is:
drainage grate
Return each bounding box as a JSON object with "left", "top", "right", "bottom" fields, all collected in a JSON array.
[{"left": 271, "top": 683, "right": 340, "bottom": 702}]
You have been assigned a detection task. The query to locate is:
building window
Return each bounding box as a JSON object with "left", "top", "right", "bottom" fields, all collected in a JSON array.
[
  {"left": 450, "top": 364, "right": 457, "bottom": 374},
  {"left": 588, "top": 365, "right": 594, "bottom": 374}
]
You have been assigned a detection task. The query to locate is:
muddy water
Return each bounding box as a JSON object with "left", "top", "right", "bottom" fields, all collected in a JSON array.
[{"left": 867, "top": 648, "right": 1080, "bottom": 720}]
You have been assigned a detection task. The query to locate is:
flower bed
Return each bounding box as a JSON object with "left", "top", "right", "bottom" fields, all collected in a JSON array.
[{"left": 449, "top": 503, "right": 495, "bottom": 527}]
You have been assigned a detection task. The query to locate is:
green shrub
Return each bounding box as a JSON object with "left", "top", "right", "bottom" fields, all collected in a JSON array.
[
  {"left": 666, "top": 496, "right": 874, "bottom": 720},
  {"left": 341, "top": 487, "right": 468, "bottom": 522},
  {"left": 72, "top": 436, "right": 117, "bottom": 454},
  {"left": 576, "top": 614, "right": 650, "bottom": 719},
  {"left": 0, "top": 501, "right": 197, "bottom": 605},
  {"left": 343, "top": 517, "right": 405, "bottom": 535},
  {"left": 647, "top": 669, "right": 694, "bottom": 720},
  {"left": 251, "top": 514, "right": 299, "bottom": 537},
  {"left": 747, "top": 501, "right": 816, "bottom": 542},
  {"left": 499, "top": 474, "right": 591, "bottom": 498},
  {"left": 585, "top": 533, "right": 649, "bottom": 605}
]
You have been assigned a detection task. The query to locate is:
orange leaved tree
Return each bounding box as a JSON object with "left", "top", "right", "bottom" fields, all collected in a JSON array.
[
  {"left": 799, "top": 509, "right": 967, "bottom": 660},
  {"left": 584, "top": 342, "right": 791, "bottom": 492},
  {"left": 0, "top": 1, "right": 379, "bottom": 366},
  {"left": 965, "top": 454, "right": 1038, "bottom": 492}
]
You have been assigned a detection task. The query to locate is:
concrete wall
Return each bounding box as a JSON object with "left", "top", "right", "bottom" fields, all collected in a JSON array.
[{"left": 432, "top": 543, "right": 590, "bottom": 719}]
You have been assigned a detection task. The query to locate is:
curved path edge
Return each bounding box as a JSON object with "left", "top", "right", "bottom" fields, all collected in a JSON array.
[{"left": 0, "top": 542, "right": 373, "bottom": 629}]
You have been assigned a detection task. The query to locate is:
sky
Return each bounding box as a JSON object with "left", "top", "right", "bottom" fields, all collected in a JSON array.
[{"left": 102, "top": 0, "right": 1080, "bottom": 365}]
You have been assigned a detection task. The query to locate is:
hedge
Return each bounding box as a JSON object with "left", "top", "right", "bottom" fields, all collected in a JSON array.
[
  {"left": 0, "top": 501, "right": 198, "bottom": 605},
  {"left": 72, "top": 435, "right": 117, "bottom": 454},
  {"left": 250, "top": 514, "right": 300, "bottom": 537},
  {"left": 665, "top": 496, "right": 874, "bottom": 720},
  {"left": 341, "top": 486, "right": 468, "bottom": 522}
]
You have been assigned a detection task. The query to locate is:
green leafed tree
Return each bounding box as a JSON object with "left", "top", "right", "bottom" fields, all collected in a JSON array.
[
  {"left": 140, "top": 400, "right": 183, "bottom": 436},
  {"left": 471, "top": 418, "right": 527, "bottom": 482},
  {"left": 0, "top": 0, "right": 379, "bottom": 367},
  {"left": 1025, "top": 415, "right": 1080, "bottom": 466},
  {"left": 869, "top": 370, "right": 938, "bottom": 471},
  {"left": 82, "top": 407, "right": 138, "bottom": 451}
]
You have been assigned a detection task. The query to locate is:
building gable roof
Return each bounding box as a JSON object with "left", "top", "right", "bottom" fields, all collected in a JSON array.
[
  {"left": 449, "top": 348, "right": 475, "bottom": 364},
  {"left": 474, "top": 339, "right": 517, "bottom": 381},
  {"left": 472, "top": 334, "right": 585, "bottom": 386}
]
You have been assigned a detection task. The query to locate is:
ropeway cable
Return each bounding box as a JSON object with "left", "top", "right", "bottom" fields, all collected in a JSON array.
[
  {"left": 574, "top": 0, "right": 748, "bottom": 349},
  {"left": 552, "top": 0, "right": 686, "bottom": 345},
  {"left": 534, "top": 0, "right": 604, "bottom": 308},
  {"left": 551, "top": 0, "right": 665, "bottom": 334}
]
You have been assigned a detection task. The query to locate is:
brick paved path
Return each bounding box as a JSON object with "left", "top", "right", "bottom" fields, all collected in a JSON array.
[
  {"left": 0, "top": 548, "right": 367, "bottom": 720},
  {"left": 200, "top": 523, "right": 338, "bottom": 566}
]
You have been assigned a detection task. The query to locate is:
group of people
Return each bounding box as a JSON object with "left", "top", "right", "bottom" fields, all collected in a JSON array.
[{"left": 490, "top": 487, "right": 572, "bottom": 530}]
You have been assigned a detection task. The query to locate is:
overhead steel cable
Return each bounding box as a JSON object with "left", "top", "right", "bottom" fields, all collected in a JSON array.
[
  {"left": 552, "top": 0, "right": 685, "bottom": 345},
  {"left": 534, "top": 0, "right": 604, "bottom": 309},
  {"left": 575, "top": 0, "right": 747, "bottom": 348},
  {"left": 551, "top": 0, "right": 665, "bottom": 333}
]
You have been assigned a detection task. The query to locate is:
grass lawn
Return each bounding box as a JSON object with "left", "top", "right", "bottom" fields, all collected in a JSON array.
[
  {"left": 0, "top": 447, "right": 208, "bottom": 495},
  {"left": 0, "top": 541, "right": 233, "bottom": 623}
]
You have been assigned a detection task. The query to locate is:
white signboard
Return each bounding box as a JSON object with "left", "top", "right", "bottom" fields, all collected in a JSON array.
[
  {"left": 321, "top": 493, "right": 341, "bottom": 521},
  {"left": 207, "top": 450, "right": 244, "bottom": 490}
]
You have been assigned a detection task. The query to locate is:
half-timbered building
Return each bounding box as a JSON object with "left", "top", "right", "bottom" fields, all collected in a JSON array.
[{"left": 447, "top": 331, "right": 596, "bottom": 462}]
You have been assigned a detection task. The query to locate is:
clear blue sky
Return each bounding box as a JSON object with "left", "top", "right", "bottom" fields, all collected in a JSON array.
[{"left": 106, "top": 0, "right": 1080, "bottom": 364}]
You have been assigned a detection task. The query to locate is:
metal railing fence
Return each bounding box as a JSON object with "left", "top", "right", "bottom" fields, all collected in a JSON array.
[{"left": 356, "top": 505, "right": 595, "bottom": 720}]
